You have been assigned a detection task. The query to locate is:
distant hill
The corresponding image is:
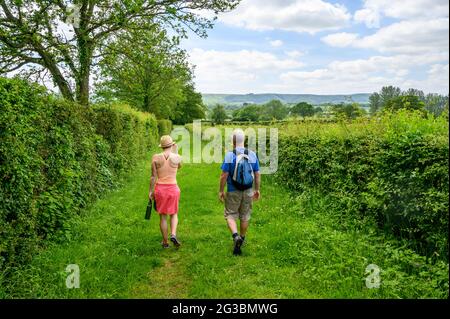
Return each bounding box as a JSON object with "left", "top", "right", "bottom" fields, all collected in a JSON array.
[{"left": 202, "top": 93, "right": 371, "bottom": 107}]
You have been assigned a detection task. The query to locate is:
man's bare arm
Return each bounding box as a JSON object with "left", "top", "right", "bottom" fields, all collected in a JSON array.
[
  {"left": 253, "top": 172, "right": 261, "bottom": 200},
  {"left": 219, "top": 171, "right": 228, "bottom": 202}
]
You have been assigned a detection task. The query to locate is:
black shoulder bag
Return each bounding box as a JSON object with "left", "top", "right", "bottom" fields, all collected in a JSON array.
[{"left": 145, "top": 199, "right": 157, "bottom": 220}]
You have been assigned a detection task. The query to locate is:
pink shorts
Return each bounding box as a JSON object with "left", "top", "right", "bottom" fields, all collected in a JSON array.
[{"left": 154, "top": 184, "right": 180, "bottom": 215}]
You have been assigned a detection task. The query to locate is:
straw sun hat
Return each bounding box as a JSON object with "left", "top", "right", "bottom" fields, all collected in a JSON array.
[{"left": 159, "top": 135, "right": 175, "bottom": 148}]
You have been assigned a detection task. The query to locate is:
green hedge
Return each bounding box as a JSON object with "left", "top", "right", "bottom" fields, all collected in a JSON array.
[
  {"left": 157, "top": 119, "right": 173, "bottom": 136},
  {"left": 0, "top": 77, "right": 158, "bottom": 272},
  {"left": 89, "top": 103, "right": 158, "bottom": 175},
  {"left": 276, "top": 111, "right": 449, "bottom": 260}
]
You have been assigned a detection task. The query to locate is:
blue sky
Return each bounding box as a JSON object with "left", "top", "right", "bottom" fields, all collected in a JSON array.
[{"left": 180, "top": 0, "right": 449, "bottom": 95}]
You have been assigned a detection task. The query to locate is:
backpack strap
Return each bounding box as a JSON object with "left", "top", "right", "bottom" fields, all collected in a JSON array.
[
  {"left": 232, "top": 148, "right": 253, "bottom": 182},
  {"left": 233, "top": 148, "right": 248, "bottom": 155}
]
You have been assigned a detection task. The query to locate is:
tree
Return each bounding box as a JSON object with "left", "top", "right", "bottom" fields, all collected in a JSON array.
[
  {"left": 441, "top": 99, "right": 449, "bottom": 120},
  {"left": 369, "top": 92, "right": 382, "bottom": 114},
  {"left": 332, "top": 103, "right": 366, "bottom": 119},
  {"left": 380, "top": 86, "right": 401, "bottom": 107},
  {"left": 211, "top": 104, "right": 227, "bottom": 124},
  {"left": 314, "top": 106, "right": 323, "bottom": 115},
  {"left": 291, "top": 102, "right": 315, "bottom": 117},
  {"left": 232, "top": 104, "right": 261, "bottom": 122},
  {"left": 404, "top": 88, "right": 425, "bottom": 101},
  {"left": 94, "top": 26, "right": 190, "bottom": 118},
  {"left": 0, "top": 0, "right": 240, "bottom": 105},
  {"left": 384, "top": 95, "right": 426, "bottom": 114},
  {"left": 261, "top": 99, "right": 289, "bottom": 120},
  {"left": 172, "top": 84, "right": 206, "bottom": 125},
  {"left": 424, "top": 93, "right": 449, "bottom": 117}
]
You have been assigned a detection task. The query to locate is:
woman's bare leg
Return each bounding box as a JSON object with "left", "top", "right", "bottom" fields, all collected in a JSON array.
[
  {"left": 159, "top": 214, "right": 168, "bottom": 244},
  {"left": 170, "top": 214, "right": 178, "bottom": 236}
]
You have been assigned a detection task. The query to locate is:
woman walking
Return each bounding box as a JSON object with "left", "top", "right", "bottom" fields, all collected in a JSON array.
[{"left": 149, "top": 135, "right": 182, "bottom": 249}]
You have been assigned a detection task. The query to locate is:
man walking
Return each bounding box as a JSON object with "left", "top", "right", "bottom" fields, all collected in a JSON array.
[{"left": 219, "top": 129, "right": 261, "bottom": 255}]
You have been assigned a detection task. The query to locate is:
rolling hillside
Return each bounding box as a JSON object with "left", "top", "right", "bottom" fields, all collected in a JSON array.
[{"left": 202, "top": 93, "right": 371, "bottom": 107}]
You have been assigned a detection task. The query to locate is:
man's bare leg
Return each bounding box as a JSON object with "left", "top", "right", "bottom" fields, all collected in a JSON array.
[
  {"left": 227, "top": 218, "right": 239, "bottom": 235},
  {"left": 227, "top": 218, "right": 244, "bottom": 255},
  {"left": 240, "top": 220, "right": 249, "bottom": 238}
]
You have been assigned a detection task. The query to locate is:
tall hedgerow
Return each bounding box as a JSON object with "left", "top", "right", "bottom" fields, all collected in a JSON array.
[
  {"left": 276, "top": 110, "right": 449, "bottom": 260},
  {"left": 157, "top": 119, "right": 173, "bottom": 136},
  {"left": 0, "top": 77, "right": 158, "bottom": 272}
]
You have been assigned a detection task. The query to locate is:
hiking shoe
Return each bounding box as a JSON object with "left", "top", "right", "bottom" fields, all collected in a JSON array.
[
  {"left": 161, "top": 242, "right": 170, "bottom": 249},
  {"left": 170, "top": 235, "right": 181, "bottom": 248},
  {"left": 233, "top": 236, "right": 244, "bottom": 255}
]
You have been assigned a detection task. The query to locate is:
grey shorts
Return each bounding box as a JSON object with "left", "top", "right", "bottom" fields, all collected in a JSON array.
[{"left": 224, "top": 189, "right": 254, "bottom": 222}]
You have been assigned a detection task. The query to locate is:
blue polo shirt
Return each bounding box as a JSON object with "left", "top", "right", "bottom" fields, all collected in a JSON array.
[{"left": 221, "top": 147, "right": 260, "bottom": 192}]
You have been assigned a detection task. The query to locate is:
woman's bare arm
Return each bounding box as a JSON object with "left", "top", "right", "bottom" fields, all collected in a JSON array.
[{"left": 148, "top": 158, "right": 158, "bottom": 199}]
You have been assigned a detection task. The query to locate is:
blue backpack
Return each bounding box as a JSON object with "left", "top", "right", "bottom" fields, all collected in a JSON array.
[{"left": 231, "top": 149, "right": 254, "bottom": 191}]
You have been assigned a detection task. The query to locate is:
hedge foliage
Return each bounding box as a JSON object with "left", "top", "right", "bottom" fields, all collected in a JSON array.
[
  {"left": 276, "top": 111, "right": 449, "bottom": 261},
  {"left": 157, "top": 119, "right": 173, "bottom": 136},
  {"left": 0, "top": 77, "right": 158, "bottom": 271}
]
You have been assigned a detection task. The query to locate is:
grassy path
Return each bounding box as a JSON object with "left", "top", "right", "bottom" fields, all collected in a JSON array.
[{"left": 5, "top": 157, "right": 446, "bottom": 299}]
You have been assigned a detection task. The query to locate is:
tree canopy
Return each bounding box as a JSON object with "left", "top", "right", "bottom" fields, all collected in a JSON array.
[
  {"left": 331, "top": 103, "right": 366, "bottom": 119},
  {"left": 261, "top": 99, "right": 289, "bottom": 120},
  {"left": 232, "top": 104, "right": 261, "bottom": 122},
  {"left": 94, "top": 25, "right": 192, "bottom": 119},
  {"left": 0, "top": 0, "right": 240, "bottom": 105},
  {"left": 211, "top": 104, "right": 227, "bottom": 124},
  {"left": 384, "top": 95, "right": 426, "bottom": 114},
  {"left": 369, "top": 86, "right": 448, "bottom": 117},
  {"left": 290, "top": 102, "right": 322, "bottom": 117},
  {"left": 172, "top": 84, "right": 206, "bottom": 124}
]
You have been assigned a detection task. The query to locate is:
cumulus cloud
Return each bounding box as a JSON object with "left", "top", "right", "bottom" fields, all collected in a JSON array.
[
  {"left": 321, "top": 32, "right": 359, "bottom": 47},
  {"left": 188, "top": 48, "right": 304, "bottom": 93},
  {"left": 354, "top": 0, "right": 449, "bottom": 28},
  {"left": 354, "top": 8, "right": 381, "bottom": 28},
  {"left": 401, "top": 64, "right": 449, "bottom": 93},
  {"left": 285, "top": 50, "right": 305, "bottom": 58},
  {"left": 270, "top": 40, "right": 284, "bottom": 47},
  {"left": 219, "top": 0, "right": 351, "bottom": 34},
  {"left": 318, "top": 1, "right": 449, "bottom": 93},
  {"left": 186, "top": 0, "right": 448, "bottom": 94},
  {"left": 322, "top": 19, "right": 449, "bottom": 55},
  {"left": 278, "top": 54, "right": 449, "bottom": 94}
]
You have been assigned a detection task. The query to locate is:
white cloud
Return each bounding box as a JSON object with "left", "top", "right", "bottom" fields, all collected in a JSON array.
[
  {"left": 321, "top": 32, "right": 359, "bottom": 47},
  {"left": 401, "top": 64, "right": 449, "bottom": 93},
  {"left": 428, "top": 63, "right": 449, "bottom": 78},
  {"left": 285, "top": 50, "right": 305, "bottom": 58},
  {"left": 318, "top": 2, "right": 449, "bottom": 93},
  {"left": 359, "top": 19, "right": 449, "bottom": 54},
  {"left": 188, "top": 48, "right": 304, "bottom": 93},
  {"left": 322, "top": 19, "right": 449, "bottom": 55},
  {"left": 186, "top": 0, "right": 448, "bottom": 94},
  {"left": 354, "top": 0, "right": 449, "bottom": 28},
  {"left": 270, "top": 40, "right": 284, "bottom": 47},
  {"left": 278, "top": 54, "right": 449, "bottom": 94},
  {"left": 219, "top": 0, "right": 351, "bottom": 34},
  {"left": 354, "top": 8, "right": 381, "bottom": 28}
]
